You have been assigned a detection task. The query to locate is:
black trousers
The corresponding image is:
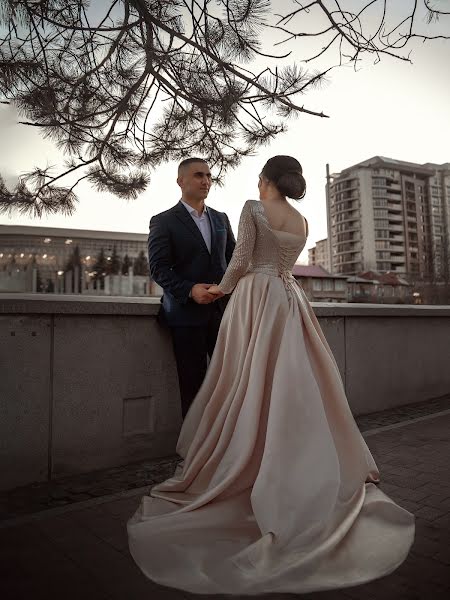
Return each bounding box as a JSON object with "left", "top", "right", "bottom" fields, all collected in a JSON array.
[{"left": 170, "top": 306, "right": 223, "bottom": 419}]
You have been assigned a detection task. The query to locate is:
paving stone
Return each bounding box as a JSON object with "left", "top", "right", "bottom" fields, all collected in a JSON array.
[
  {"left": 413, "top": 505, "right": 449, "bottom": 522},
  {"left": 396, "top": 499, "right": 422, "bottom": 513},
  {"left": 411, "top": 535, "right": 442, "bottom": 558},
  {"left": 1, "top": 404, "right": 450, "bottom": 599},
  {"left": 402, "top": 487, "right": 435, "bottom": 503},
  {"left": 432, "top": 513, "right": 450, "bottom": 531}
]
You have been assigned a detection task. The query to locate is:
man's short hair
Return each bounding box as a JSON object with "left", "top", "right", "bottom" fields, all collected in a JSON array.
[{"left": 178, "top": 157, "right": 208, "bottom": 175}]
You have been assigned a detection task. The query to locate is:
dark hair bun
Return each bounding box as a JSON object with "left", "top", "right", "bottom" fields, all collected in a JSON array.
[
  {"left": 262, "top": 155, "right": 306, "bottom": 200},
  {"left": 276, "top": 171, "right": 306, "bottom": 200}
]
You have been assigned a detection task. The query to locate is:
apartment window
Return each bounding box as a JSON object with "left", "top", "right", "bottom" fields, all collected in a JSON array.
[
  {"left": 375, "top": 219, "right": 389, "bottom": 228},
  {"left": 373, "top": 199, "right": 388, "bottom": 207},
  {"left": 374, "top": 209, "right": 388, "bottom": 218},
  {"left": 323, "top": 280, "right": 333, "bottom": 291},
  {"left": 377, "top": 262, "right": 391, "bottom": 270},
  {"left": 313, "top": 280, "right": 322, "bottom": 291},
  {"left": 335, "top": 280, "right": 346, "bottom": 291},
  {"left": 372, "top": 177, "right": 386, "bottom": 186}
]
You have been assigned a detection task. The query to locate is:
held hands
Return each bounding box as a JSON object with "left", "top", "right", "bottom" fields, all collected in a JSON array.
[
  {"left": 191, "top": 283, "right": 224, "bottom": 304},
  {"left": 207, "top": 285, "right": 224, "bottom": 299}
]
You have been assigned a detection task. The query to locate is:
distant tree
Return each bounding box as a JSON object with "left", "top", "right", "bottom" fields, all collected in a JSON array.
[
  {"left": 133, "top": 250, "right": 149, "bottom": 276},
  {"left": 46, "top": 278, "right": 55, "bottom": 294},
  {"left": 121, "top": 253, "right": 131, "bottom": 275},
  {"left": 35, "top": 268, "right": 43, "bottom": 293},
  {"left": 92, "top": 248, "right": 108, "bottom": 288},
  {"left": 64, "top": 244, "right": 82, "bottom": 292},
  {"left": 0, "top": 1, "right": 448, "bottom": 215},
  {"left": 109, "top": 245, "right": 121, "bottom": 275},
  {"left": 64, "top": 244, "right": 81, "bottom": 270}
]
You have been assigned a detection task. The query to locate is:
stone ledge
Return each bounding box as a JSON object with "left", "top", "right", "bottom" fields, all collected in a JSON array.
[
  {"left": 311, "top": 302, "right": 450, "bottom": 317},
  {"left": 1, "top": 293, "right": 449, "bottom": 317},
  {"left": 0, "top": 293, "right": 161, "bottom": 315}
]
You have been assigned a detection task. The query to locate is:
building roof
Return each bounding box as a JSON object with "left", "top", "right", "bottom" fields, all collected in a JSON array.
[
  {"left": 336, "top": 156, "right": 437, "bottom": 178},
  {"left": 0, "top": 224, "right": 147, "bottom": 242},
  {"left": 358, "top": 271, "right": 411, "bottom": 286},
  {"left": 346, "top": 276, "right": 375, "bottom": 284},
  {"left": 422, "top": 162, "right": 450, "bottom": 171},
  {"left": 292, "top": 265, "right": 344, "bottom": 279}
]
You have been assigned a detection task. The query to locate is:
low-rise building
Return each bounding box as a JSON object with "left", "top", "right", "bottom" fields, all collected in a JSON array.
[
  {"left": 347, "top": 270, "right": 413, "bottom": 303},
  {"left": 0, "top": 224, "right": 154, "bottom": 296},
  {"left": 292, "top": 265, "right": 347, "bottom": 302}
]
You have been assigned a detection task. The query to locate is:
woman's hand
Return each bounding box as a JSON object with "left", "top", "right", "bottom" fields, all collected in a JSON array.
[{"left": 208, "top": 285, "right": 225, "bottom": 299}]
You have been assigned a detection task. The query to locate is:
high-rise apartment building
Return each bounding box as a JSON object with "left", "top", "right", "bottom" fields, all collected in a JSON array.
[
  {"left": 308, "top": 238, "right": 331, "bottom": 271},
  {"left": 308, "top": 246, "right": 316, "bottom": 266},
  {"left": 326, "top": 157, "right": 450, "bottom": 279}
]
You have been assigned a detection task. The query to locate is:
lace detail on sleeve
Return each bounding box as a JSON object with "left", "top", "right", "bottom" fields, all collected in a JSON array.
[{"left": 218, "top": 200, "right": 256, "bottom": 294}]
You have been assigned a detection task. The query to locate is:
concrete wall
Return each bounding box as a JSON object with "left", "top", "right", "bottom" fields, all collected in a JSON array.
[{"left": 1, "top": 294, "right": 449, "bottom": 491}]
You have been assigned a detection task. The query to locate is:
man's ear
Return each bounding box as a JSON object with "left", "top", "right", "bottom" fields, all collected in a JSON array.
[{"left": 176, "top": 175, "right": 182, "bottom": 188}]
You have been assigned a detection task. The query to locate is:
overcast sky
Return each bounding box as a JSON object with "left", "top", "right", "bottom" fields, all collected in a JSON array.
[{"left": 1, "top": 1, "right": 449, "bottom": 262}]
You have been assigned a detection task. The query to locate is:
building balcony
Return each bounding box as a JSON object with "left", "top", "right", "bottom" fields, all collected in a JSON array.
[
  {"left": 389, "top": 255, "right": 406, "bottom": 266},
  {"left": 334, "top": 217, "right": 360, "bottom": 229},
  {"left": 334, "top": 246, "right": 361, "bottom": 256},
  {"left": 333, "top": 224, "right": 361, "bottom": 235},
  {"left": 331, "top": 180, "right": 359, "bottom": 192},
  {"left": 387, "top": 212, "right": 403, "bottom": 222},
  {"left": 386, "top": 182, "right": 402, "bottom": 190},
  {"left": 386, "top": 188, "right": 402, "bottom": 196},
  {"left": 389, "top": 224, "right": 404, "bottom": 233}
]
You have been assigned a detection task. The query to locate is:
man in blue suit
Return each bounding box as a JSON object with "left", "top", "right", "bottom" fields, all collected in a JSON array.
[{"left": 148, "top": 158, "right": 236, "bottom": 418}]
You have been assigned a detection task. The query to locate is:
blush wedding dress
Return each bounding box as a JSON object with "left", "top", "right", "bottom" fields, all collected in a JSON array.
[{"left": 127, "top": 199, "right": 414, "bottom": 595}]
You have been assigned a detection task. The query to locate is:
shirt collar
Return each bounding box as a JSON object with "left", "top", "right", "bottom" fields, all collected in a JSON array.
[{"left": 180, "top": 199, "right": 208, "bottom": 217}]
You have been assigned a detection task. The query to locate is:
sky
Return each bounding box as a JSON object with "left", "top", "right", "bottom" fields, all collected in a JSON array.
[{"left": 1, "top": 1, "right": 449, "bottom": 263}]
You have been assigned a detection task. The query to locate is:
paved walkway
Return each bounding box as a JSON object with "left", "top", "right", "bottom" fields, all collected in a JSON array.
[
  {"left": 1, "top": 408, "right": 449, "bottom": 600},
  {"left": 2, "top": 395, "right": 449, "bottom": 521}
]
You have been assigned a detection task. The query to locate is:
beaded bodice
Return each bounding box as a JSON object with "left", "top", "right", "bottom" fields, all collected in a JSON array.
[{"left": 218, "top": 200, "right": 307, "bottom": 294}]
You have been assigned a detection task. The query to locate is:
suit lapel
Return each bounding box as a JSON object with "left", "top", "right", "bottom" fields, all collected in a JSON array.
[{"left": 174, "top": 202, "right": 209, "bottom": 253}]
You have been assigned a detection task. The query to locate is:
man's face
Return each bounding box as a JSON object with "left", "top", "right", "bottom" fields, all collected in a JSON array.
[{"left": 177, "top": 162, "right": 212, "bottom": 203}]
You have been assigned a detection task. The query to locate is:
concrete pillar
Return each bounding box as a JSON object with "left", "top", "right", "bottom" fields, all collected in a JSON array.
[
  {"left": 65, "top": 271, "right": 72, "bottom": 294},
  {"left": 129, "top": 267, "right": 134, "bottom": 295},
  {"left": 74, "top": 266, "right": 80, "bottom": 294}
]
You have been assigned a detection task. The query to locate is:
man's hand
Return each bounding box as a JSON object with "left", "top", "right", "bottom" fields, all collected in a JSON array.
[{"left": 191, "top": 283, "right": 216, "bottom": 304}]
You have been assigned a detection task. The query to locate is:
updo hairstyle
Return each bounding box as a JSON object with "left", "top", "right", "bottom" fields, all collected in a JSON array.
[{"left": 261, "top": 155, "right": 306, "bottom": 200}]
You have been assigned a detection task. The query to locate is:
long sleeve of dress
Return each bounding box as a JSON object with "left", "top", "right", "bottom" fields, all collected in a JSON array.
[{"left": 218, "top": 200, "right": 256, "bottom": 294}]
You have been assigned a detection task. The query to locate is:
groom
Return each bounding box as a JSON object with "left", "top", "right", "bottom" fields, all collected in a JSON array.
[{"left": 148, "top": 158, "right": 236, "bottom": 418}]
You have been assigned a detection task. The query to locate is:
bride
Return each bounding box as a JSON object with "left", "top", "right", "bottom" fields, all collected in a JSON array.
[{"left": 127, "top": 155, "right": 414, "bottom": 595}]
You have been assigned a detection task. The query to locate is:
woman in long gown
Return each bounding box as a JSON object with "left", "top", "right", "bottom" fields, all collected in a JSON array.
[{"left": 128, "top": 155, "right": 415, "bottom": 595}]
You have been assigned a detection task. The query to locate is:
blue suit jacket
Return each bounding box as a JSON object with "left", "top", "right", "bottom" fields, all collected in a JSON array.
[{"left": 148, "top": 202, "right": 236, "bottom": 327}]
